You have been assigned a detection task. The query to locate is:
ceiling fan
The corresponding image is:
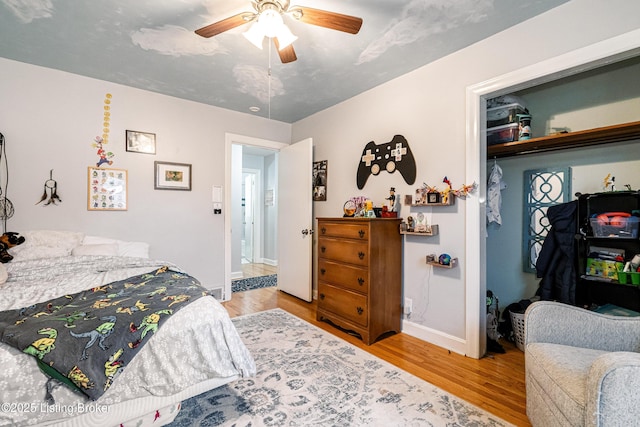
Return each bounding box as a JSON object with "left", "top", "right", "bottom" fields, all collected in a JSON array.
[{"left": 195, "top": 0, "right": 363, "bottom": 63}]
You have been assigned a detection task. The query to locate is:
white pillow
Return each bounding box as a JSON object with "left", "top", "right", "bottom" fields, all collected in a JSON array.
[
  {"left": 82, "top": 235, "right": 118, "bottom": 245},
  {"left": 72, "top": 243, "right": 119, "bottom": 257},
  {"left": 117, "top": 241, "right": 150, "bottom": 258},
  {"left": 82, "top": 236, "right": 150, "bottom": 258},
  {"left": 20, "top": 230, "right": 84, "bottom": 250},
  {"left": 8, "top": 230, "right": 85, "bottom": 260},
  {"left": 0, "top": 264, "right": 7, "bottom": 284},
  {"left": 9, "top": 246, "right": 70, "bottom": 261}
]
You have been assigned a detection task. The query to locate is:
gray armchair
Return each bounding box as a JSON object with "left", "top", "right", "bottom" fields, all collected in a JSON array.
[{"left": 524, "top": 301, "right": 640, "bottom": 426}]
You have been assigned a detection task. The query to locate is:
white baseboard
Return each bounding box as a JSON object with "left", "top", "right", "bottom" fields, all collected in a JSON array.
[
  {"left": 231, "top": 271, "right": 243, "bottom": 280},
  {"left": 401, "top": 318, "right": 467, "bottom": 356},
  {"left": 262, "top": 258, "right": 278, "bottom": 267}
]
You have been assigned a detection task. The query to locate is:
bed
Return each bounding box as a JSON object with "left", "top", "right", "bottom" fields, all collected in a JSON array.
[{"left": 0, "top": 230, "right": 256, "bottom": 427}]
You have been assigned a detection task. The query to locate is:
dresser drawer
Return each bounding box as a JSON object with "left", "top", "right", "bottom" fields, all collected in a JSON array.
[
  {"left": 318, "top": 237, "right": 368, "bottom": 266},
  {"left": 318, "top": 259, "right": 369, "bottom": 294},
  {"left": 318, "top": 283, "right": 368, "bottom": 327},
  {"left": 318, "top": 222, "right": 369, "bottom": 240}
]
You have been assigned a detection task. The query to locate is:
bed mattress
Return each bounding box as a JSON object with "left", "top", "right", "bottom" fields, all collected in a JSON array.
[{"left": 0, "top": 256, "right": 255, "bottom": 426}]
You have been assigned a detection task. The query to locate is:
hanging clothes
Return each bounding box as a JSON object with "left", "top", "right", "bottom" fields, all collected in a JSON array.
[
  {"left": 487, "top": 161, "right": 507, "bottom": 226},
  {"left": 535, "top": 200, "right": 578, "bottom": 305}
]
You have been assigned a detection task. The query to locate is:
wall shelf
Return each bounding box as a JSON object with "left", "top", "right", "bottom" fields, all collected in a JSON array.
[
  {"left": 487, "top": 121, "right": 640, "bottom": 159},
  {"left": 401, "top": 225, "right": 439, "bottom": 236},
  {"left": 427, "top": 257, "right": 458, "bottom": 268}
]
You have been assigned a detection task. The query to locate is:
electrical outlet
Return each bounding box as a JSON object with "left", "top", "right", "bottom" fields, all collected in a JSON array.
[{"left": 404, "top": 298, "right": 412, "bottom": 315}]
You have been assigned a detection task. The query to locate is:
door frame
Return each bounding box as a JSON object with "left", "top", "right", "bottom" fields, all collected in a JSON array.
[
  {"left": 224, "top": 133, "right": 288, "bottom": 301},
  {"left": 464, "top": 29, "right": 640, "bottom": 358}
]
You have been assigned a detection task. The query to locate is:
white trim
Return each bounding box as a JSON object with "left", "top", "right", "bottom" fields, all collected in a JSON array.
[
  {"left": 402, "top": 319, "right": 467, "bottom": 356},
  {"left": 464, "top": 29, "right": 640, "bottom": 359},
  {"left": 262, "top": 258, "right": 278, "bottom": 266},
  {"left": 224, "top": 133, "right": 287, "bottom": 301}
]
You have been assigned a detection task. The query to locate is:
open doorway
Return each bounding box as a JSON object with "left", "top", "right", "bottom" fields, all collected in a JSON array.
[
  {"left": 224, "top": 133, "right": 288, "bottom": 301},
  {"left": 232, "top": 146, "right": 278, "bottom": 286}
]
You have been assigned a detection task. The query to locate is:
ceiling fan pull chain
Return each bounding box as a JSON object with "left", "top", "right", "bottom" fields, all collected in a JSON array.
[{"left": 268, "top": 41, "right": 272, "bottom": 120}]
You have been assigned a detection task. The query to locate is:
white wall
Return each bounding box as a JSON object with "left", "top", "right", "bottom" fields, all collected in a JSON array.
[
  {"left": 0, "top": 58, "right": 291, "bottom": 290},
  {"left": 292, "top": 0, "right": 640, "bottom": 353}
]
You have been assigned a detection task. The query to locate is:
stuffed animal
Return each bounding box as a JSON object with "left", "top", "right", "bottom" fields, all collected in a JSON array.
[{"left": 0, "top": 231, "right": 25, "bottom": 263}]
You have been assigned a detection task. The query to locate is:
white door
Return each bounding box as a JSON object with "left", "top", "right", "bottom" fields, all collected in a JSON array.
[
  {"left": 242, "top": 172, "right": 255, "bottom": 263},
  {"left": 277, "top": 138, "right": 313, "bottom": 301}
]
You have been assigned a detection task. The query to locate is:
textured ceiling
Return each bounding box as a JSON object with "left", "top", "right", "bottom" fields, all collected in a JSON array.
[{"left": 0, "top": 0, "right": 569, "bottom": 123}]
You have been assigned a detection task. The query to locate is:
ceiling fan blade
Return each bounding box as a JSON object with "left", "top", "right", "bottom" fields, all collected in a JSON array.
[
  {"left": 274, "top": 38, "right": 297, "bottom": 63},
  {"left": 291, "top": 6, "right": 362, "bottom": 34},
  {"left": 195, "top": 13, "right": 253, "bottom": 38}
]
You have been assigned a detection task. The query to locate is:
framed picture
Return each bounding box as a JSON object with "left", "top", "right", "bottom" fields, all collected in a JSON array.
[
  {"left": 154, "top": 161, "right": 192, "bottom": 191},
  {"left": 313, "top": 160, "right": 327, "bottom": 201},
  {"left": 427, "top": 192, "right": 441, "bottom": 204},
  {"left": 126, "top": 130, "right": 156, "bottom": 154},
  {"left": 87, "top": 167, "right": 128, "bottom": 211}
]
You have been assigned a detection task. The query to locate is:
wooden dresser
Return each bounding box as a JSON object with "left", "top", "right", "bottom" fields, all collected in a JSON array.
[{"left": 316, "top": 217, "right": 402, "bottom": 345}]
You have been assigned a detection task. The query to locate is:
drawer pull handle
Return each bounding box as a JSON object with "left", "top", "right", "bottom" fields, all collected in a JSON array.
[
  {"left": 320, "top": 268, "right": 326, "bottom": 275},
  {"left": 357, "top": 306, "right": 363, "bottom": 315},
  {"left": 358, "top": 277, "right": 364, "bottom": 286},
  {"left": 320, "top": 293, "right": 325, "bottom": 300},
  {"left": 321, "top": 227, "right": 326, "bottom": 235},
  {"left": 321, "top": 246, "right": 326, "bottom": 253},
  {"left": 358, "top": 251, "right": 365, "bottom": 260},
  {"left": 359, "top": 230, "right": 365, "bottom": 238}
]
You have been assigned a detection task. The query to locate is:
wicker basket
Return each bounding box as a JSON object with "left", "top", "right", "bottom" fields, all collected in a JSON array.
[{"left": 510, "top": 311, "right": 526, "bottom": 352}]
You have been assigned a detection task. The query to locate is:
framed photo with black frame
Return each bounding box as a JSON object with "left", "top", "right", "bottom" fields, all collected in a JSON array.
[
  {"left": 313, "top": 160, "right": 327, "bottom": 201},
  {"left": 126, "top": 130, "right": 156, "bottom": 154}
]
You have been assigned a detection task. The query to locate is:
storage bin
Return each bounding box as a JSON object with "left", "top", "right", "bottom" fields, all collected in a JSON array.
[
  {"left": 487, "top": 123, "right": 519, "bottom": 145},
  {"left": 590, "top": 217, "right": 639, "bottom": 239},
  {"left": 586, "top": 257, "right": 625, "bottom": 280},
  {"left": 510, "top": 311, "right": 526, "bottom": 352},
  {"left": 487, "top": 103, "right": 529, "bottom": 128},
  {"left": 618, "top": 271, "right": 629, "bottom": 284}
]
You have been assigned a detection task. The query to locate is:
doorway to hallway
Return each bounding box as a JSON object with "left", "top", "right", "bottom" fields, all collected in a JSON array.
[{"left": 231, "top": 145, "right": 278, "bottom": 288}]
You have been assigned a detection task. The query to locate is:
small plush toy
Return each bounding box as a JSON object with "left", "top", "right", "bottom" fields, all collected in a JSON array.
[{"left": 0, "top": 231, "right": 25, "bottom": 263}]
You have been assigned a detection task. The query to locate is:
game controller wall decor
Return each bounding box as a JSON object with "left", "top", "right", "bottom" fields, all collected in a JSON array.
[{"left": 356, "top": 135, "right": 416, "bottom": 189}]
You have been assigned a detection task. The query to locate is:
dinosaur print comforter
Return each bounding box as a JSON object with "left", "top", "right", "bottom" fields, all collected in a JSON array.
[
  {"left": 0, "top": 255, "right": 256, "bottom": 427},
  {"left": 0, "top": 265, "right": 206, "bottom": 400}
]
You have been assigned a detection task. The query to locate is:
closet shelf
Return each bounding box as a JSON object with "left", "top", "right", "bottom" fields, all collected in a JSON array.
[{"left": 487, "top": 121, "right": 640, "bottom": 159}]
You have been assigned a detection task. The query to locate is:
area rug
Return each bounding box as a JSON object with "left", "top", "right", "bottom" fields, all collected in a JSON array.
[
  {"left": 232, "top": 274, "right": 277, "bottom": 293},
  {"left": 169, "top": 309, "right": 512, "bottom": 427}
]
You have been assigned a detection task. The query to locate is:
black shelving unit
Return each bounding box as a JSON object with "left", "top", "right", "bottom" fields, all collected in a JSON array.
[{"left": 575, "top": 191, "right": 640, "bottom": 312}]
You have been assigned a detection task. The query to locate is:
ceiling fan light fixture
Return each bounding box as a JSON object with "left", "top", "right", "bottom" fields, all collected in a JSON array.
[
  {"left": 275, "top": 23, "right": 297, "bottom": 49},
  {"left": 242, "top": 21, "right": 265, "bottom": 49},
  {"left": 257, "top": 8, "right": 283, "bottom": 38}
]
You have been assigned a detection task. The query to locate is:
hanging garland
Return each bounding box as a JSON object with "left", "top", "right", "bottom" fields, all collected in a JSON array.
[{"left": 92, "top": 93, "right": 115, "bottom": 167}]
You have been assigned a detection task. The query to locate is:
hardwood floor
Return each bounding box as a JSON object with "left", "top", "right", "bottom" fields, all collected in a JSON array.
[
  {"left": 234, "top": 262, "right": 277, "bottom": 280},
  {"left": 222, "top": 287, "right": 530, "bottom": 426}
]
